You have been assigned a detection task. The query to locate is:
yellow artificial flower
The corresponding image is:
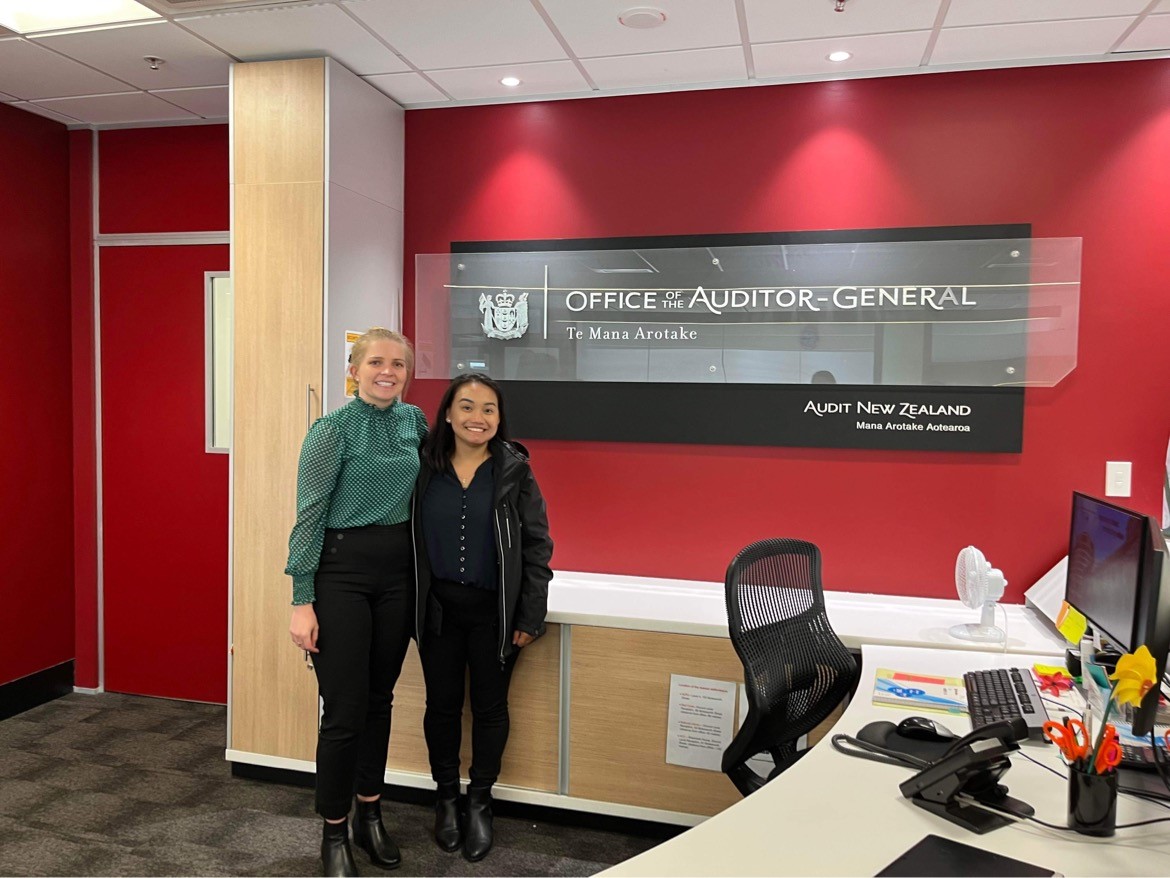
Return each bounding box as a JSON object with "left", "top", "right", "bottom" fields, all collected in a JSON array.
[{"left": 1109, "top": 644, "right": 1157, "bottom": 707}]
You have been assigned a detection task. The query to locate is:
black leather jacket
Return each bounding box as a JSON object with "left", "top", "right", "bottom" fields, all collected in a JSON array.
[{"left": 411, "top": 439, "right": 553, "bottom": 662}]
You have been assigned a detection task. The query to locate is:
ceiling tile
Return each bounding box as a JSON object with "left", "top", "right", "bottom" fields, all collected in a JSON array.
[
  {"left": 33, "top": 21, "right": 232, "bottom": 90},
  {"left": 744, "top": 0, "right": 941, "bottom": 43},
  {"left": 151, "top": 85, "right": 229, "bottom": 118},
  {"left": 8, "top": 101, "right": 83, "bottom": 124},
  {"left": 931, "top": 18, "right": 1134, "bottom": 65},
  {"left": 0, "top": 89, "right": 17, "bottom": 100},
  {"left": 344, "top": 0, "right": 564, "bottom": 69},
  {"left": 1117, "top": 14, "right": 1170, "bottom": 53},
  {"left": 946, "top": 0, "right": 1151, "bottom": 27},
  {"left": 362, "top": 71, "right": 448, "bottom": 105},
  {"left": 0, "top": 38, "right": 130, "bottom": 99},
  {"left": 180, "top": 3, "right": 409, "bottom": 75},
  {"left": 583, "top": 46, "right": 746, "bottom": 90},
  {"left": 426, "top": 59, "right": 590, "bottom": 102},
  {"left": 542, "top": 0, "right": 741, "bottom": 58},
  {"left": 754, "top": 30, "right": 931, "bottom": 79},
  {"left": 34, "top": 91, "right": 201, "bottom": 125}
]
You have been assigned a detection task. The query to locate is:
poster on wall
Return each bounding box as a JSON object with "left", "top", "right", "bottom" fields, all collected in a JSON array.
[
  {"left": 344, "top": 330, "right": 361, "bottom": 398},
  {"left": 414, "top": 227, "right": 1081, "bottom": 453}
]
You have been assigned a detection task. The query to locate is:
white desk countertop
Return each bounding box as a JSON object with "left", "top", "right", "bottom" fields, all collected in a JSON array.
[
  {"left": 547, "top": 570, "right": 1067, "bottom": 656},
  {"left": 603, "top": 644, "right": 1170, "bottom": 877}
]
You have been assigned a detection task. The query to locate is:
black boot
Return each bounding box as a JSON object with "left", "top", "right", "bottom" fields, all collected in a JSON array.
[
  {"left": 462, "top": 785, "right": 493, "bottom": 862},
  {"left": 434, "top": 782, "right": 462, "bottom": 852},
  {"left": 321, "top": 819, "right": 358, "bottom": 877},
  {"left": 351, "top": 797, "right": 401, "bottom": 869}
]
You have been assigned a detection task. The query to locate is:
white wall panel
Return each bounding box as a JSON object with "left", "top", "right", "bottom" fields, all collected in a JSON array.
[
  {"left": 323, "top": 60, "right": 405, "bottom": 414},
  {"left": 327, "top": 59, "right": 404, "bottom": 211}
]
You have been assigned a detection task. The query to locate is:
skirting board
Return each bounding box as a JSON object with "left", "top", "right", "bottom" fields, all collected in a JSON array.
[
  {"left": 0, "top": 660, "right": 74, "bottom": 721},
  {"left": 225, "top": 749, "right": 705, "bottom": 827}
]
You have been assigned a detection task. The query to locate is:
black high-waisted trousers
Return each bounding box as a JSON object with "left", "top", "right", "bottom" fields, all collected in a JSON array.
[{"left": 311, "top": 523, "right": 413, "bottom": 820}]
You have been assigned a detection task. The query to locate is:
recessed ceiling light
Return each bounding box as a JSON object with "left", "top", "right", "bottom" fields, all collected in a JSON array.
[
  {"left": 827, "top": 50, "right": 852, "bottom": 62},
  {"left": 0, "top": 0, "right": 159, "bottom": 34},
  {"left": 618, "top": 6, "right": 667, "bottom": 29},
  {"left": 500, "top": 76, "right": 521, "bottom": 88}
]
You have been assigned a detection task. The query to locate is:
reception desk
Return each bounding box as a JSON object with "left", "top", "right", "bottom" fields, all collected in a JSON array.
[
  {"left": 227, "top": 571, "right": 1067, "bottom": 824},
  {"left": 603, "top": 643, "right": 1170, "bottom": 876}
]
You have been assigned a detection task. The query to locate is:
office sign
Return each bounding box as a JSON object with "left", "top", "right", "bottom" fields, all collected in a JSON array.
[{"left": 414, "top": 228, "right": 1080, "bottom": 452}]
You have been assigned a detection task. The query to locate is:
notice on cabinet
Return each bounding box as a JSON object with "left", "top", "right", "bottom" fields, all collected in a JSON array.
[
  {"left": 665, "top": 674, "right": 736, "bottom": 771},
  {"left": 344, "top": 330, "right": 361, "bottom": 398}
]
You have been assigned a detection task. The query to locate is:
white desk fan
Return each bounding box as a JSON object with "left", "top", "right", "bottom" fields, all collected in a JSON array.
[{"left": 951, "top": 546, "right": 1007, "bottom": 643}]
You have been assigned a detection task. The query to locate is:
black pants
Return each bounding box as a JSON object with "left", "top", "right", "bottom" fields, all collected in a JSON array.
[
  {"left": 312, "top": 523, "right": 413, "bottom": 820},
  {"left": 420, "top": 579, "right": 518, "bottom": 788}
]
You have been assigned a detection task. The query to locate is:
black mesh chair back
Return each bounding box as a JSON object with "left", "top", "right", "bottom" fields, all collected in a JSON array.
[{"left": 721, "top": 538, "right": 859, "bottom": 796}]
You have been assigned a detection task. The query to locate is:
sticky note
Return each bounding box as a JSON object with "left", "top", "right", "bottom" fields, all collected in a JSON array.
[
  {"left": 1056, "top": 601, "right": 1088, "bottom": 645},
  {"left": 1033, "top": 663, "right": 1067, "bottom": 677}
]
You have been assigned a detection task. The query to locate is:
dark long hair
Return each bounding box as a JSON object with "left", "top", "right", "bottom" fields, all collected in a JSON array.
[{"left": 422, "top": 373, "right": 510, "bottom": 471}]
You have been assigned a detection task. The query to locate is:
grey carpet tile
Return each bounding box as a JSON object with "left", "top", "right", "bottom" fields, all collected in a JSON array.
[
  {"left": 26, "top": 721, "right": 119, "bottom": 752},
  {"left": 16, "top": 701, "right": 106, "bottom": 727},
  {"left": 25, "top": 789, "right": 152, "bottom": 836},
  {"left": 0, "top": 778, "right": 67, "bottom": 818},
  {"left": 1, "top": 692, "right": 666, "bottom": 876},
  {"left": 26, "top": 756, "right": 127, "bottom": 793},
  {"left": 0, "top": 717, "right": 46, "bottom": 748},
  {"left": 110, "top": 768, "right": 224, "bottom": 807},
  {"left": 0, "top": 747, "right": 58, "bottom": 779},
  {"left": 193, "top": 777, "right": 314, "bottom": 817}
]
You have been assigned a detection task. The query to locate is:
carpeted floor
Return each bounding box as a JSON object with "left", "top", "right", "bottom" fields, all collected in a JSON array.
[{"left": 0, "top": 692, "right": 671, "bottom": 877}]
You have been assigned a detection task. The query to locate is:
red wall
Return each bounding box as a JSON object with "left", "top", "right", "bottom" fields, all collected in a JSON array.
[
  {"left": 0, "top": 104, "right": 73, "bottom": 686},
  {"left": 404, "top": 61, "right": 1170, "bottom": 600},
  {"left": 99, "top": 125, "right": 229, "bottom": 233}
]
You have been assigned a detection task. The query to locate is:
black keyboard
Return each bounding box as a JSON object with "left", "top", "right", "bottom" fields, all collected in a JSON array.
[{"left": 963, "top": 667, "right": 1049, "bottom": 739}]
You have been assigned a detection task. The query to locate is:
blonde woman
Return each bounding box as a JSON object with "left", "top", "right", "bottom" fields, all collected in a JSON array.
[{"left": 285, "top": 328, "right": 427, "bottom": 876}]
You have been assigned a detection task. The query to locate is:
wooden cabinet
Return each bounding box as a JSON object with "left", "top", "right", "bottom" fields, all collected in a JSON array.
[{"left": 230, "top": 59, "right": 326, "bottom": 762}]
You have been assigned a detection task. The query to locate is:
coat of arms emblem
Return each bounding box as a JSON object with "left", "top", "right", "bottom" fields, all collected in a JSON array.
[{"left": 479, "top": 290, "right": 529, "bottom": 340}]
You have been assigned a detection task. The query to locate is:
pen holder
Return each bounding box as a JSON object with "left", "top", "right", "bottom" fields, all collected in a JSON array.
[{"left": 1067, "top": 765, "right": 1118, "bottom": 837}]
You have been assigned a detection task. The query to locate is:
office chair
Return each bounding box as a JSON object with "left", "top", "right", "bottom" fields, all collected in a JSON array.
[{"left": 722, "top": 538, "right": 859, "bottom": 796}]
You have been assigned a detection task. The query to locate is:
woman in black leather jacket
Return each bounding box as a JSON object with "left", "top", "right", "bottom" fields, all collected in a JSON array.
[{"left": 412, "top": 373, "right": 553, "bottom": 862}]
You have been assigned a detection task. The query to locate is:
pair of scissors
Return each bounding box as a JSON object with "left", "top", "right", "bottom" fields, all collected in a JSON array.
[
  {"left": 1043, "top": 718, "right": 1090, "bottom": 764},
  {"left": 1094, "top": 725, "right": 1122, "bottom": 774}
]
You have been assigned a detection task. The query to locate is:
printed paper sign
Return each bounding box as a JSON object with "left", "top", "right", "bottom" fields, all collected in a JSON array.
[{"left": 666, "top": 674, "right": 736, "bottom": 771}]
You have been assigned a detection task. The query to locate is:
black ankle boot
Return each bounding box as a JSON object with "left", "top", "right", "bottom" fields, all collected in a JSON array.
[
  {"left": 462, "top": 785, "right": 493, "bottom": 862},
  {"left": 351, "top": 798, "right": 401, "bottom": 869},
  {"left": 322, "top": 819, "right": 358, "bottom": 877},
  {"left": 434, "top": 782, "right": 462, "bottom": 852}
]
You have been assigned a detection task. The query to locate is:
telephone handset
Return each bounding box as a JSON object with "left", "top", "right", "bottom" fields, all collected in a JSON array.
[{"left": 899, "top": 718, "right": 1034, "bottom": 834}]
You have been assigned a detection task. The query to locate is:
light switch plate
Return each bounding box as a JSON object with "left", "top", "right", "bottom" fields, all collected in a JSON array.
[{"left": 1105, "top": 461, "right": 1132, "bottom": 497}]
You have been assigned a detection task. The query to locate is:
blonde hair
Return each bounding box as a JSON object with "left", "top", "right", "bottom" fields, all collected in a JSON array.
[
  {"left": 349, "top": 327, "right": 415, "bottom": 373},
  {"left": 349, "top": 328, "right": 415, "bottom": 398}
]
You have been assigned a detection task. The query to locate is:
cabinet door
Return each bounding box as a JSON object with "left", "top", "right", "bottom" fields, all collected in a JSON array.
[{"left": 230, "top": 59, "right": 326, "bottom": 760}]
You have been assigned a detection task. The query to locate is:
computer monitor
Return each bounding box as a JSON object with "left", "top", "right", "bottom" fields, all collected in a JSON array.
[
  {"left": 1131, "top": 519, "right": 1170, "bottom": 738},
  {"left": 1065, "top": 492, "right": 1147, "bottom": 652}
]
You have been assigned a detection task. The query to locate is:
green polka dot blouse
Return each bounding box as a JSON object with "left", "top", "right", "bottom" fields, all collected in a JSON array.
[{"left": 285, "top": 395, "right": 428, "bottom": 605}]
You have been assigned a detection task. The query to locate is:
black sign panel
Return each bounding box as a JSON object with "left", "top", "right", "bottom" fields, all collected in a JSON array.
[{"left": 505, "top": 382, "right": 1023, "bottom": 452}]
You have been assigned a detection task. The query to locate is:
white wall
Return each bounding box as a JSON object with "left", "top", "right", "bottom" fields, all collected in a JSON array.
[{"left": 324, "top": 58, "right": 405, "bottom": 414}]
